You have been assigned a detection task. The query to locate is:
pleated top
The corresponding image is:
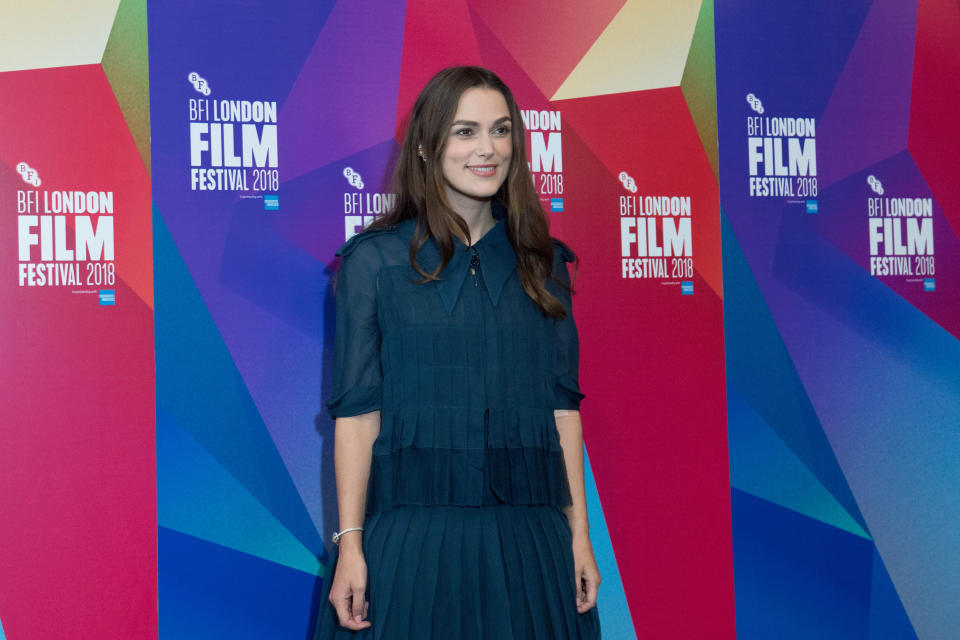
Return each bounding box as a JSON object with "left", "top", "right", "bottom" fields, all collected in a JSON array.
[{"left": 326, "top": 203, "right": 584, "bottom": 516}]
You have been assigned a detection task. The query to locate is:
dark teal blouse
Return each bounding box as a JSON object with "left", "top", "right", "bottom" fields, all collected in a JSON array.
[{"left": 326, "top": 205, "right": 583, "bottom": 515}]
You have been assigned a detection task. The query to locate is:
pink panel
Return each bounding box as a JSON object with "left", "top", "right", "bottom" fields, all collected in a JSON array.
[{"left": 0, "top": 65, "right": 157, "bottom": 640}]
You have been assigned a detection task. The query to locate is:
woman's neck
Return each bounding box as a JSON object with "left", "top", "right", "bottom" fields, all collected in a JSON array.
[{"left": 451, "top": 198, "right": 496, "bottom": 246}]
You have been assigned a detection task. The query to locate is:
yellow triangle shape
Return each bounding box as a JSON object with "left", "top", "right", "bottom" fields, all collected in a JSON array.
[
  {"left": 0, "top": 0, "right": 121, "bottom": 73},
  {"left": 553, "top": 0, "right": 703, "bottom": 101}
]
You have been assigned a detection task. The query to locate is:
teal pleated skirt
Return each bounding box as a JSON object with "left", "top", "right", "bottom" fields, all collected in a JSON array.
[{"left": 314, "top": 504, "right": 602, "bottom": 639}]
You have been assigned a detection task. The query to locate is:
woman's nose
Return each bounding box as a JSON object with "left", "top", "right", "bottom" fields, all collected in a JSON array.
[{"left": 476, "top": 133, "right": 495, "bottom": 156}]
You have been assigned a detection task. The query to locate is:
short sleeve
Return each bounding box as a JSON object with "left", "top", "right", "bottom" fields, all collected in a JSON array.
[
  {"left": 549, "top": 240, "right": 585, "bottom": 410},
  {"left": 325, "top": 236, "right": 384, "bottom": 418}
]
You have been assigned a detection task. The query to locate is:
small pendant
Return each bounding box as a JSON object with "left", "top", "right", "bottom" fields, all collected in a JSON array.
[{"left": 470, "top": 251, "right": 480, "bottom": 286}]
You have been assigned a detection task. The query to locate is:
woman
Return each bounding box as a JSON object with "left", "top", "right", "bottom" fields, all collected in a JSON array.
[{"left": 316, "top": 66, "right": 601, "bottom": 639}]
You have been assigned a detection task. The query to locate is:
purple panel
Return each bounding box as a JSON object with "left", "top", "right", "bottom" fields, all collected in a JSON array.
[
  {"left": 280, "top": 0, "right": 407, "bottom": 182},
  {"left": 818, "top": 0, "right": 919, "bottom": 187}
]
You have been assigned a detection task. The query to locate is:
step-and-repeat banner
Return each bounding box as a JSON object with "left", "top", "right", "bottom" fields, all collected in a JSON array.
[
  {"left": 0, "top": 0, "right": 156, "bottom": 638},
  {"left": 1, "top": 0, "right": 957, "bottom": 638},
  {"left": 717, "top": 0, "right": 959, "bottom": 638}
]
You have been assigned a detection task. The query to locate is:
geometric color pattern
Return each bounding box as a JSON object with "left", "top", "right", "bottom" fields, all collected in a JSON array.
[
  {"left": 1, "top": 0, "right": 957, "bottom": 638},
  {"left": 146, "top": 0, "right": 731, "bottom": 637},
  {"left": 552, "top": 0, "right": 703, "bottom": 100},
  {"left": 717, "top": 0, "right": 960, "bottom": 638}
]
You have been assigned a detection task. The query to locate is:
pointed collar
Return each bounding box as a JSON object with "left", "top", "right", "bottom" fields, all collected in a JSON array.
[{"left": 403, "top": 203, "right": 518, "bottom": 313}]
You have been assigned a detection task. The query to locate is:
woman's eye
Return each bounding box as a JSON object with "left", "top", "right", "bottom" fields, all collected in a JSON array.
[
  {"left": 493, "top": 126, "right": 511, "bottom": 136},
  {"left": 454, "top": 128, "right": 473, "bottom": 136}
]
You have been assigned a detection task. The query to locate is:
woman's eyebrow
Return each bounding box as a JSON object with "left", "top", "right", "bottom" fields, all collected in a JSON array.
[{"left": 450, "top": 116, "right": 512, "bottom": 127}]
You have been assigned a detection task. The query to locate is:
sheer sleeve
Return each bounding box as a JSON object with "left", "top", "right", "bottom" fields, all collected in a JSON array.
[
  {"left": 549, "top": 239, "right": 585, "bottom": 410},
  {"left": 325, "top": 235, "right": 384, "bottom": 418}
]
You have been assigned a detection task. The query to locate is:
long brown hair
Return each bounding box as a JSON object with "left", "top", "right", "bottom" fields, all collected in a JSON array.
[{"left": 368, "top": 66, "right": 570, "bottom": 318}]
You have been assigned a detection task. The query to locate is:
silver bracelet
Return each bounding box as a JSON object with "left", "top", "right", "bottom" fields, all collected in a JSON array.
[{"left": 332, "top": 526, "right": 364, "bottom": 544}]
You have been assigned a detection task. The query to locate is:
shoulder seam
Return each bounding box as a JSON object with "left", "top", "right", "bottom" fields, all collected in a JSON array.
[{"left": 336, "top": 225, "right": 401, "bottom": 257}]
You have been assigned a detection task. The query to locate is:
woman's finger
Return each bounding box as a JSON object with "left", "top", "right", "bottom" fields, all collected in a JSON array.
[
  {"left": 351, "top": 587, "right": 367, "bottom": 622},
  {"left": 584, "top": 572, "right": 599, "bottom": 607},
  {"left": 576, "top": 567, "right": 600, "bottom": 613},
  {"left": 334, "top": 596, "right": 353, "bottom": 628},
  {"left": 340, "top": 594, "right": 371, "bottom": 630}
]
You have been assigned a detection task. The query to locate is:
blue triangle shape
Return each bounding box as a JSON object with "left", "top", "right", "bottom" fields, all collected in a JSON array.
[
  {"left": 159, "top": 526, "right": 320, "bottom": 640},
  {"left": 722, "top": 212, "right": 868, "bottom": 535},
  {"left": 154, "top": 206, "right": 322, "bottom": 555},
  {"left": 732, "top": 488, "right": 873, "bottom": 639},
  {"left": 158, "top": 405, "right": 322, "bottom": 575},
  {"left": 728, "top": 385, "right": 868, "bottom": 539}
]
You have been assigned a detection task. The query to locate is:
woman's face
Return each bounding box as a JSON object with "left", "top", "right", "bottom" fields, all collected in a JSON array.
[{"left": 439, "top": 86, "right": 513, "bottom": 213}]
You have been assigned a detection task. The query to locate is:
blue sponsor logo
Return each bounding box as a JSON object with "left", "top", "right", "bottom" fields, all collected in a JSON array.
[
  {"left": 681, "top": 281, "right": 694, "bottom": 295},
  {"left": 264, "top": 194, "right": 279, "bottom": 210},
  {"left": 924, "top": 278, "right": 935, "bottom": 292},
  {"left": 550, "top": 198, "right": 564, "bottom": 212},
  {"left": 99, "top": 289, "right": 115, "bottom": 305},
  {"left": 805, "top": 200, "right": 818, "bottom": 213}
]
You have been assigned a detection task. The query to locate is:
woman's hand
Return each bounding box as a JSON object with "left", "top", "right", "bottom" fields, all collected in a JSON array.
[
  {"left": 328, "top": 546, "right": 371, "bottom": 630},
  {"left": 572, "top": 534, "right": 601, "bottom": 614}
]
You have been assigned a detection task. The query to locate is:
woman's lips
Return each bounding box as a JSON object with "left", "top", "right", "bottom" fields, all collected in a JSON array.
[{"left": 467, "top": 165, "right": 497, "bottom": 177}]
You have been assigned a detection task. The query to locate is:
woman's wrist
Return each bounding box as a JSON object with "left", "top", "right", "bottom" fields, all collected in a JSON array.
[
  {"left": 337, "top": 530, "right": 364, "bottom": 554},
  {"left": 564, "top": 509, "right": 590, "bottom": 539},
  {"left": 571, "top": 528, "right": 592, "bottom": 545}
]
